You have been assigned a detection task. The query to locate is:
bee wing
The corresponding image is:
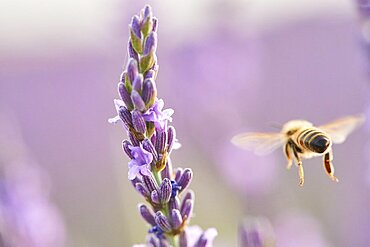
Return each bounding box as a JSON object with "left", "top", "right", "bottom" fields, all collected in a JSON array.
[
  {"left": 231, "top": 132, "right": 286, "bottom": 156},
  {"left": 319, "top": 114, "right": 365, "bottom": 144}
]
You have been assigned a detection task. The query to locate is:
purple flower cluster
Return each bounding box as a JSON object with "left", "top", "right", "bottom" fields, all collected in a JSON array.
[{"left": 110, "top": 5, "right": 217, "bottom": 246}]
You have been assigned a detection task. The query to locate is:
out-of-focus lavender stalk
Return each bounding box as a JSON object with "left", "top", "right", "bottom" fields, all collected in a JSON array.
[
  {"left": 355, "top": 0, "right": 370, "bottom": 75},
  {"left": 109, "top": 5, "right": 217, "bottom": 246},
  {"left": 0, "top": 115, "right": 65, "bottom": 247},
  {"left": 238, "top": 217, "right": 275, "bottom": 247}
]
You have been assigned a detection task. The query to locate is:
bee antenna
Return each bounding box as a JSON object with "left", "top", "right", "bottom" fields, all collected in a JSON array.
[{"left": 268, "top": 121, "right": 282, "bottom": 130}]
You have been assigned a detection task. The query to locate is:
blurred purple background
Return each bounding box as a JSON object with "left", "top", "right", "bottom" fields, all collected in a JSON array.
[{"left": 1, "top": 0, "right": 369, "bottom": 246}]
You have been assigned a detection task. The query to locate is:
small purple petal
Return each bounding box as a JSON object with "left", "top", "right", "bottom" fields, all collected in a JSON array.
[
  {"left": 127, "top": 145, "right": 153, "bottom": 180},
  {"left": 108, "top": 115, "right": 120, "bottom": 124},
  {"left": 140, "top": 166, "right": 152, "bottom": 177},
  {"left": 155, "top": 211, "right": 172, "bottom": 232},
  {"left": 122, "top": 140, "right": 133, "bottom": 158},
  {"left": 128, "top": 165, "right": 140, "bottom": 180},
  {"left": 143, "top": 99, "right": 174, "bottom": 130},
  {"left": 138, "top": 204, "right": 156, "bottom": 226}
]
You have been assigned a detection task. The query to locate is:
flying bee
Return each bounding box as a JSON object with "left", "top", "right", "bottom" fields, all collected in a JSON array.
[{"left": 231, "top": 114, "right": 365, "bottom": 186}]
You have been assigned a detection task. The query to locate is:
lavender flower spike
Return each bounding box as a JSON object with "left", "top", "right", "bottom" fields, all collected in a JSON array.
[
  {"left": 109, "top": 5, "right": 217, "bottom": 246},
  {"left": 239, "top": 217, "right": 276, "bottom": 247}
]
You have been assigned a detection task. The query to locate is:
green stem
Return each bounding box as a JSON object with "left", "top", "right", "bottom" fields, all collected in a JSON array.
[
  {"left": 168, "top": 235, "right": 178, "bottom": 247},
  {"left": 153, "top": 170, "right": 162, "bottom": 186}
]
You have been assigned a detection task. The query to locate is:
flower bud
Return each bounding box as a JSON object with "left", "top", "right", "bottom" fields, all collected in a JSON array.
[
  {"left": 143, "top": 32, "right": 157, "bottom": 56},
  {"left": 118, "top": 82, "right": 133, "bottom": 109},
  {"left": 171, "top": 209, "right": 183, "bottom": 230},
  {"left": 142, "top": 138, "right": 158, "bottom": 162},
  {"left": 128, "top": 40, "right": 139, "bottom": 61},
  {"left": 138, "top": 204, "right": 156, "bottom": 226},
  {"left": 151, "top": 190, "right": 160, "bottom": 204},
  {"left": 127, "top": 58, "right": 139, "bottom": 83},
  {"left": 132, "top": 74, "right": 143, "bottom": 92},
  {"left": 118, "top": 106, "right": 132, "bottom": 129},
  {"left": 155, "top": 211, "right": 172, "bottom": 232},
  {"left": 178, "top": 168, "right": 193, "bottom": 193},
  {"left": 122, "top": 140, "right": 133, "bottom": 158},
  {"left": 155, "top": 129, "right": 167, "bottom": 154},
  {"left": 131, "top": 90, "right": 146, "bottom": 112},
  {"left": 142, "top": 78, "right": 157, "bottom": 108},
  {"left": 132, "top": 110, "right": 147, "bottom": 134},
  {"left": 159, "top": 178, "right": 172, "bottom": 204}
]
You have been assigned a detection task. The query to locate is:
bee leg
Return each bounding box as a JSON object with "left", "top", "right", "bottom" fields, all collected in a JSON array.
[
  {"left": 284, "top": 143, "right": 293, "bottom": 169},
  {"left": 323, "top": 151, "right": 339, "bottom": 182},
  {"left": 292, "top": 145, "right": 304, "bottom": 186}
]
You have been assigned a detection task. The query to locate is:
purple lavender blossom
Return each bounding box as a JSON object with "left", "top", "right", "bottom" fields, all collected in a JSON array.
[
  {"left": 128, "top": 145, "right": 153, "bottom": 180},
  {"left": 142, "top": 99, "right": 174, "bottom": 130},
  {"left": 109, "top": 5, "right": 217, "bottom": 246}
]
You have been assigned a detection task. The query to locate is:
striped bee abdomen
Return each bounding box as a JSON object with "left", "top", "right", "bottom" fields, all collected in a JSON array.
[{"left": 297, "top": 128, "right": 331, "bottom": 154}]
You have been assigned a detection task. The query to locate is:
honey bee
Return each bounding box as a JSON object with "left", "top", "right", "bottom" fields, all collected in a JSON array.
[{"left": 231, "top": 114, "right": 365, "bottom": 186}]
